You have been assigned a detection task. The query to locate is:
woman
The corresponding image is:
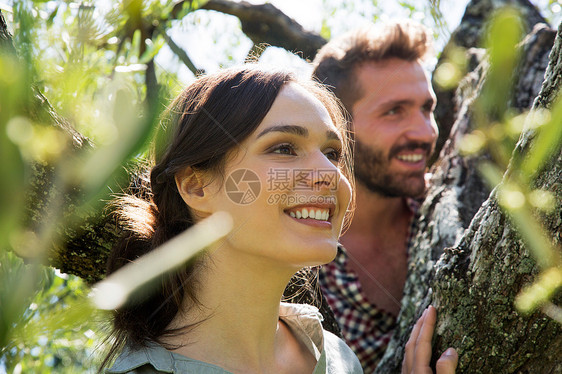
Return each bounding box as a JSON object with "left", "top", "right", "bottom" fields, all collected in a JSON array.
[{"left": 102, "top": 66, "right": 457, "bottom": 373}]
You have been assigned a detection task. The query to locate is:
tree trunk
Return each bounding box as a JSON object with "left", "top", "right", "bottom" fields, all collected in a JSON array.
[
  {"left": 431, "top": 0, "right": 545, "bottom": 161},
  {"left": 376, "top": 2, "right": 562, "bottom": 373}
]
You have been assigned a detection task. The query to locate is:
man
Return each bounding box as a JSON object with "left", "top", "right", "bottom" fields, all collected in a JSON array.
[{"left": 312, "top": 20, "right": 439, "bottom": 372}]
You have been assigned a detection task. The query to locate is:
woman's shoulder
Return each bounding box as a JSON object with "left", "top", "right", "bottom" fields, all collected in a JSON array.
[
  {"left": 106, "top": 342, "right": 232, "bottom": 374},
  {"left": 322, "top": 329, "right": 363, "bottom": 374},
  {"left": 280, "top": 303, "right": 362, "bottom": 373}
]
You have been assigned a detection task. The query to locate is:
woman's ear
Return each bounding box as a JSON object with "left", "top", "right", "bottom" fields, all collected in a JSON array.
[{"left": 175, "top": 167, "right": 215, "bottom": 215}]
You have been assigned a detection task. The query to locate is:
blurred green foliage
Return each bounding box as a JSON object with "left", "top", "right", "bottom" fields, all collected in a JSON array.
[
  {"left": 321, "top": 0, "right": 451, "bottom": 49},
  {"left": 1, "top": 251, "right": 104, "bottom": 373},
  {"left": 0, "top": 0, "right": 183, "bottom": 371},
  {"left": 541, "top": 0, "right": 562, "bottom": 26},
  {"left": 445, "top": 7, "right": 562, "bottom": 319}
]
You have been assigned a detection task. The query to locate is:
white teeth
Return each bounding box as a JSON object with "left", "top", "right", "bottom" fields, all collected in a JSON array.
[
  {"left": 288, "top": 208, "right": 330, "bottom": 221},
  {"left": 397, "top": 154, "right": 423, "bottom": 162}
]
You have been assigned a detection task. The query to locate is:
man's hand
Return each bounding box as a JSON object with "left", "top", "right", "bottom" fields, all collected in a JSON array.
[{"left": 402, "top": 305, "right": 458, "bottom": 374}]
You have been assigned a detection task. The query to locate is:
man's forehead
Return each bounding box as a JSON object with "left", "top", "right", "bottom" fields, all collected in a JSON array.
[
  {"left": 355, "top": 80, "right": 434, "bottom": 109},
  {"left": 355, "top": 59, "right": 430, "bottom": 84}
]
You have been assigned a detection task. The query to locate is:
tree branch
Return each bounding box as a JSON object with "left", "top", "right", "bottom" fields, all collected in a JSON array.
[
  {"left": 169, "top": 0, "right": 327, "bottom": 61},
  {"left": 0, "top": 10, "right": 16, "bottom": 55},
  {"left": 246, "top": 42, "right": 267, "bottom": 61},
  {"left": 157, "top": 26, "right": 202, "bottom": 75}
]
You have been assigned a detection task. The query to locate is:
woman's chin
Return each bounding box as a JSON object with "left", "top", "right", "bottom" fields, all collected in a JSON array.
[{"left": 293, "top": 242, "right": 338, "bottom": 267}]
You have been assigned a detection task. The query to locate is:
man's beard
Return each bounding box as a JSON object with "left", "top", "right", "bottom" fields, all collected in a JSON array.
[{"left": 354, "top": 139, "right": 430, "bottom": 198}]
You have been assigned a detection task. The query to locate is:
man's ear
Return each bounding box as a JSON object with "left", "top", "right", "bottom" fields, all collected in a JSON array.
[{"left": 175, "top": 167, "right": 215, "bottom": 214}]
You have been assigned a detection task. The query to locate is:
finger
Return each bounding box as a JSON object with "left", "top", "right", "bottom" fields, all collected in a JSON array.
[
  {"left": 413, "top": 305, "right": 437, "bottom": 371},
  {"left": 403, "top": 308, "right": 427, "bottom": 373},
  {"left": 436, "top": 348, "right": 458, "bottom": 374}
]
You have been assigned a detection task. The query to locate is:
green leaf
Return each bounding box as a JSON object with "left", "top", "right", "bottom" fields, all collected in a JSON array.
[
  {"left": 477, "top": 7, "right": 524, "bottom": 121},
  {"left": 0, "top": 54, "right": 26, "bottom": 250},
  {"left": 139, "top": 35, "right": 165, "bottom": 64},
  {"left": 515, "top": 267, "right": 562, "bottom": 313},
  {"left": 521, "top": 96, "right": 562, "bottom": 178},
  {"left": 0, "top": 251, "right": 42, "bottom": 351},
  {"left": 320, "top": 19, "right": 331, "bottom": 40},
  {"left": 46, "top": 5, "right": 59, "bottom": 27}
]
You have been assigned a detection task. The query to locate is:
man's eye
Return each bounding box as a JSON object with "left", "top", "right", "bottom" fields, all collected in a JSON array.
[
  {"left": 422, "top": 104, "right": 434, "bottom": 114},
  {"left": 271, "top": 143, "right": 296, "bottom": 155},
  {"left": 386, "top": 107, "right": 401, "bottom": 116}
]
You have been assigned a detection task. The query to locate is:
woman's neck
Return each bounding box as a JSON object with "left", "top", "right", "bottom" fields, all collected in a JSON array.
[{"left": 163, "top": 248, "right": 301, "bottom": 373}]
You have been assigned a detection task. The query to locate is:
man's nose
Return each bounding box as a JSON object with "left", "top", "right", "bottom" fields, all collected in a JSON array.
[{"left": 408, "top": 111, "right": 438, "bottom": 145}]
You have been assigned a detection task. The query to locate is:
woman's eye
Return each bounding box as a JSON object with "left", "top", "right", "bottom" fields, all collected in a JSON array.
[
  {"left": 325, "top": 148, "right": 342, "bottom": 162},
  {"left": 271, "top": 143, "right": 296, "bottom": 155}
]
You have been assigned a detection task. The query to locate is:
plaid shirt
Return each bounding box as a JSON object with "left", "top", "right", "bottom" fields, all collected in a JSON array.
[{"left": 318, "top": 198, "right": 420, "bottom": 373}]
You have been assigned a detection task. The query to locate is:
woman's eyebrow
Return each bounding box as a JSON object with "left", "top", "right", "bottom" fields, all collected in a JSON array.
[
  {"left": 326, "top": 130, "right": 341, "bottom": 142},
  {"left": 256, "top": 125, "right": 341, "bottom": 143},
  {"left": 256, "top": 124, "right": 308, "bottom": 139}
]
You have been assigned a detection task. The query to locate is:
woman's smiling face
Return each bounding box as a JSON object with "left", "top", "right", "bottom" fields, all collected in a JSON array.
[{"left": 203, "top": 82, "right": 352, "bottom": 270}]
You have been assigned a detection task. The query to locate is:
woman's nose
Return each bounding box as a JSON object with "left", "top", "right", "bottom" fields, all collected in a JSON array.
[{"left": 294, "top": 152, "right": 339, "bottom": 191}]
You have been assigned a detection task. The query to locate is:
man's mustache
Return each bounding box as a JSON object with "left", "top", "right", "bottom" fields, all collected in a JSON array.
[{"left": 388, "top": 142, "right": 433, "bottom": 159}]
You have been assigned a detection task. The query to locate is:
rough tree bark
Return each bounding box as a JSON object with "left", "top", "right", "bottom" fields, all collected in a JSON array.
[
  {"left": 431, "top": 0, "right": 546, "bottom": 161},
  {"left": 376, "top": 1, "right": 562, "bottom": 372},
  {"left": 198, "top": 0, "right": 326, "bottom": 61},
  {"left": 432, "top": 0, "right": 547, "bottom": 160}
]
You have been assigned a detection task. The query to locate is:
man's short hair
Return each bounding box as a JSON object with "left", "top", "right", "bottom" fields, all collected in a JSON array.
[{"left": 312, "top": 20, "right": 434, "bottom": 113}]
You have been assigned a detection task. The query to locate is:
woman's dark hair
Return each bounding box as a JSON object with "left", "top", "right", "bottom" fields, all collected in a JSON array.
[{"left": 100, "top": 65, "right": 354, "bottom": 370}]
